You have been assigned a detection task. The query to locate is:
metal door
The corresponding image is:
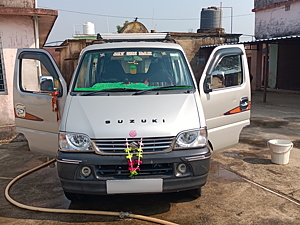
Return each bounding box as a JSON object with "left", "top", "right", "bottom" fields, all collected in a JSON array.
[
  {"left": 13, "top": 49, "right": 67, "bottom": 156},
  {"left": 199, "top": 45, "right": 251, "bottom": 151}
]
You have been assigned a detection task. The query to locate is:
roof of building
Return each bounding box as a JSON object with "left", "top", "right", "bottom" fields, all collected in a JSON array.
[
  {"left": 0, "top": 7, "right": 58, "bottom": 47},
  {"left": 201, "top": 35, "right": 300, "bottom": 48}
]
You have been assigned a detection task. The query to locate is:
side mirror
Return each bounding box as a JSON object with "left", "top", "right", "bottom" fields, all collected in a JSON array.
[
  {"left": 40, "top": 75, "right": 55, "bottom": 92},
  {"left": 204, "top": 74, "right": 212, "bottom": 93},
  {"left": 210, "top": 71, "right": 225, "bottom": 90},
  {"left": 204, "top": 71, "right": 225, "bottom": 93},
  {"left": 204, "top": 75, "right": 212, "bottom": 94},
  {"left": 212, "top": 71, "right": 225, "bottom": 81}
]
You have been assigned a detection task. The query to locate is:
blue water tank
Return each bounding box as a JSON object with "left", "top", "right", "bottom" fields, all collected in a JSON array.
[{"left": 200, "top": 7, "right": 222, "bottom": 29}]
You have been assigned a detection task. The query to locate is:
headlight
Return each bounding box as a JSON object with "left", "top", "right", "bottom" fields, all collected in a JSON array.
[
  {"left": 59, "top": 132, "right": 92, "bottom": 151},
  {"left": 175, "top": 128, "right": 207, "bottom": 149}
]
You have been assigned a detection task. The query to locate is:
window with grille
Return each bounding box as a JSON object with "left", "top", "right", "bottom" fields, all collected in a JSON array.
[{"left": 0, "top": 37, "right": 7, "bottom": 94}]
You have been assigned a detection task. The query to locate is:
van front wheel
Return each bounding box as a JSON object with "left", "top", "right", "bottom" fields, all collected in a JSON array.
[
  {"left": 64, "top": 191, "right": 84, "bottom": 201},
  {"left": 188, "top": 187, "right": 202, "bottom": 198}
]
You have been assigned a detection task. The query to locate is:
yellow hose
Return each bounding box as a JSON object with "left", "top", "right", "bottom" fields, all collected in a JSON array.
[{"left": 5, "top": 158, "right": 178, "bottom": 225}]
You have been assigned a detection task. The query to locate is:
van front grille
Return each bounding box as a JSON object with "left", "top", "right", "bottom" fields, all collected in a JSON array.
[
  {"left": 91, "top": 136, "right": 174, "bottom": 155},
  {"left": 96, "top": 163, "right": 173, "bottom": 177}
]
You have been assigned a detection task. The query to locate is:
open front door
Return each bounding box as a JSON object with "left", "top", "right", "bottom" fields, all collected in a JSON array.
[
  {"left": 13, "top": 49, "right": 67, "bottom": 156},
  {"left": 199, "top": 44, "right": 251, "bottom": 151}
]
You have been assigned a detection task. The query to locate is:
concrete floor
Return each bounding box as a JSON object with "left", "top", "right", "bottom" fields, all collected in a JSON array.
[{"left": 0, "top": 90, "right": 299, "bottom": 225}]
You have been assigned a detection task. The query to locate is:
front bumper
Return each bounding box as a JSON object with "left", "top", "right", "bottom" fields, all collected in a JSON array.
[{"left": 57, "top": 147, "right": 211, "bottom": 195}]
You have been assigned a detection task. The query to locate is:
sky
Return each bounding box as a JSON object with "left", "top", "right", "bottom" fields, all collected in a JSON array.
[{"left": 37, "top": 0, "right": 255, "bottom": 44}]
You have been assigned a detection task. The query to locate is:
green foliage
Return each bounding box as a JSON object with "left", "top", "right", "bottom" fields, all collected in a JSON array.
[{"left": 116, "top": 20, "right": 129, "bottom": 33}]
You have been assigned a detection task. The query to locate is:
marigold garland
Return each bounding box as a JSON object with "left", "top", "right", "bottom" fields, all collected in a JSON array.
[{"left": 124, "top": 138, "right": 143, "bottom": 177}]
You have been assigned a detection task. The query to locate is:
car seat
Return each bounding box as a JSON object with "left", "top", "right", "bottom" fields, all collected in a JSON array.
[
  {"left": 146, "top": 59, "right": 173, "bottom": 86},
  {"left": 101, "top": 60, "right": 124, "bottom": 82}
]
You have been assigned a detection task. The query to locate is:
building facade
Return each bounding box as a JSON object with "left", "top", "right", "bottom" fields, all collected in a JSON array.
[
  {"left": 254, "top": 0, "right": 300, "bottom": 39},
  {"left": 0, "top": 0, "right": 57, "bottom": 139},
  {"left": 249, "top": 0, "right": 300, "bottom": 93}
]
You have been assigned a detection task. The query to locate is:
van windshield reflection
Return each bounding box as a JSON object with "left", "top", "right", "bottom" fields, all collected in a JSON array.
[{"left": 72, "top": 48, "right": 195, "bottom": 95}]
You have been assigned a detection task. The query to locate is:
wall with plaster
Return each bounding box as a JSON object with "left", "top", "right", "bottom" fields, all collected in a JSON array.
[
  {"left": 255, "top": 1, "right": 300, "bottom": 38},
  {"left": 0, "top": 15, "right": 35, "bottom": 128}
]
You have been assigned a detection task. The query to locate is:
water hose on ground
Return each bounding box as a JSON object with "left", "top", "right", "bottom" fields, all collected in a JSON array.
[{"left": 4, "top": 159, "right": 178, "bottom": 225}]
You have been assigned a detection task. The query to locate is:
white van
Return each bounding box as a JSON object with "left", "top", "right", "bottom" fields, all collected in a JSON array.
[{"left": 13, "top": 34, "right": 251, "bottom": 200}]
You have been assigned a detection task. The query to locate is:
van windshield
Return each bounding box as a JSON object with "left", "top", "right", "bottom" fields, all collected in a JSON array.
[{"left": 72, "top": 48, "right": 195, "bottom": 95}]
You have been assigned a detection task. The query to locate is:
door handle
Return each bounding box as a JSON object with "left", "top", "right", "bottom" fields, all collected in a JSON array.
[{"left": 240, "top": 97, "right": 249, "bottom": 111}]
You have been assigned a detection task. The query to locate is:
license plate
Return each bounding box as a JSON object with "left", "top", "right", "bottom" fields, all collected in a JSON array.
[{"left": 106, "top": 179, "right": 163, "bottom": 194}]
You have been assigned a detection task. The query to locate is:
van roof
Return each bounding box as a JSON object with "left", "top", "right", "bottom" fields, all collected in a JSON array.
[
  {"left": 99, "top": 33, "right": 169, "bottom": 41},
  {"left": 83, "top": 41, "right": 183, "bottom": 52}
]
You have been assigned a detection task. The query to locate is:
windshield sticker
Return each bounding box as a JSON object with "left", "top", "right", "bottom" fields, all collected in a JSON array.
[
  {"left": 138, "top": 52, "right": 152, "bottom": 56},
  {"left": 126, "top": 52, "right": 137, "bottom": 56},
  {"left": 113, "top": 52, "right": 125, "bottom": 56}
]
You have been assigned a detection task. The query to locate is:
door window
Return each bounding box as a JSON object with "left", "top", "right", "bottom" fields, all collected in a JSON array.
[
  {"left": 207, "top": 54, "right": 243, "bottom": 90},
  {"left": 20, "top": 52, "right": 61, "bottom": 94},
  {"left": 0, "top": 37, "right": 7, "bottom": 94}
]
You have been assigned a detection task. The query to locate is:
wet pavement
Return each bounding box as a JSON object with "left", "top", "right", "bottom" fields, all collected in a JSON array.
[{"left": 0, "top": 90, "right": 300, "bottom": 225}]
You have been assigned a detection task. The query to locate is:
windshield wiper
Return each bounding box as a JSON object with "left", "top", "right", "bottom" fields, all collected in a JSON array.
[
  {"left": 78, "top": 88, "right": 141, "bottom": 96},
  {"left": 132, "top": 85, "right": 193, "bottom": 95}
]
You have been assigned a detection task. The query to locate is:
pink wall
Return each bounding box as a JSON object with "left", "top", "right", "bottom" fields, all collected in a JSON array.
[
  {"left": 0, "top": 15, "right": 35, "bottom": 127},
  {"left": 0, "top": 0, "right": 35, "bottom": 8}
]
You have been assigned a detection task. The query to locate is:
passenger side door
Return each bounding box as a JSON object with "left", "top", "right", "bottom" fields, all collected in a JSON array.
[
  {"left": 199, "top": 45, "right": 251, "bottom": 151},
  {"left": 13, "top": 49, "right": 67, "bottom": 156}
]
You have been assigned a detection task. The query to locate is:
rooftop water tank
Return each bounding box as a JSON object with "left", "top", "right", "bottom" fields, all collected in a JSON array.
[
  {"left": 200, "top": 7, "right": 222, "bottom": 29},
  {"left": 83, "top": 22, "right": 95, "bottom": 35}
]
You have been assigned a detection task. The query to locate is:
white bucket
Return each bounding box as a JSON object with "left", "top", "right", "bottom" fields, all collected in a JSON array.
[{"left": 268, "top": 139, "right": 293, "bottom": 165}]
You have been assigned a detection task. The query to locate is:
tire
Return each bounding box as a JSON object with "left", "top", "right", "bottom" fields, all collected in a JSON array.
[
  {"left": 187, "top": 187, "right": 202, "bottom": 198},
  {"left": 63, "top": 191, "right": 83, "bottom": 201}
]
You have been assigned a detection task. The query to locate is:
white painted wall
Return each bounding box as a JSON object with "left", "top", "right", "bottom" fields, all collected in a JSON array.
[
  {"left": 254, "top": 0, "right": 284, "bottom": 9},
  {"left": 255, "top": 1, "right": 300, "bottom": 39},
  {"left": 0, "top": 15, "right": 35, "bottom": 127}
]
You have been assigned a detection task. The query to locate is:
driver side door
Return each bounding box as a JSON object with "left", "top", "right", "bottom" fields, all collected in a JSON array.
[{"left": 199, "top": 44, "right": 251, "bottom": 151}]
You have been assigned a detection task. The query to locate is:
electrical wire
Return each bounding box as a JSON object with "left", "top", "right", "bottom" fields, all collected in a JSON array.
[
  {"left": 39, "top": 6, "right": 254, "bottom": 21},
  {"left": 5, "top": 159, "right": 178, "bottom": 225}
]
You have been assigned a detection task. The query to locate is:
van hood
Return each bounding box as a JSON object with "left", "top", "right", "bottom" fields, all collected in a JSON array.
[{"left": 64, "top": 94, "right": 200, "bottom": 138}]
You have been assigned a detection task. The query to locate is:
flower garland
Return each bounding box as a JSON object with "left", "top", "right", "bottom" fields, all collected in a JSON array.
[{"left": 124, "top": 138, "right": 143, "bottom": 177}]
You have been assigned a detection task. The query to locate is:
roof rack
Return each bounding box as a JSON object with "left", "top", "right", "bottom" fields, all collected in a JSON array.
[{"left": 92, "top": 33, "right": 176, "bottom": 44}]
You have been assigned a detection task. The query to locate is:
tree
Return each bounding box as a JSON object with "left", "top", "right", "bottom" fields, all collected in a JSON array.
[{"left": 116, "top": 20, "right": 129, "bottom": 33}]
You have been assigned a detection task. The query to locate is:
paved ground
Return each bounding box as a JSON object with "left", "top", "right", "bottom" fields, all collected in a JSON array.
[{"left": 0, "top": 90, "right": 299, "bottom": 225}]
